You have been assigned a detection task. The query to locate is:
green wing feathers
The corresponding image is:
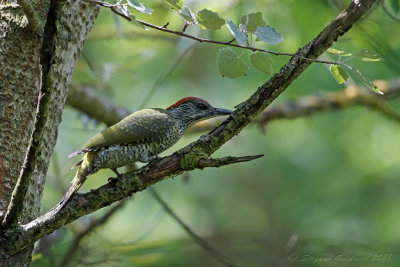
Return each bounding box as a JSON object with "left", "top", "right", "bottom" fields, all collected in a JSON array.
[{"left": 69, "top": 109, "right": 176, "bottom": 158}]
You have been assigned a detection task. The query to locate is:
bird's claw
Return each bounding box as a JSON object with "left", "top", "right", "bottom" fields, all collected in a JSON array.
[
  {"left": 148, "top": 155, "right": 160, "bottom": 162},
  {"left": 108, "top": 177, "right": 119, "bottom": 184}
]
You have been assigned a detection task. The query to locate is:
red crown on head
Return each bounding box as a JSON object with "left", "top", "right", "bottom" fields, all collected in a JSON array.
[{"left": 167, "top": 97, "right": 209, "bottom": 110}]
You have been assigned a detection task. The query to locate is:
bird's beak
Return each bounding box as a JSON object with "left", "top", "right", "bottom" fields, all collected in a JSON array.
[{"left": 213, "top": 108, "right": 233, "bottom": 116}]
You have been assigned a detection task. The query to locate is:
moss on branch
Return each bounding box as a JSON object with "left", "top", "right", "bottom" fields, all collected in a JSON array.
[{"left": 0, "top": 0, "right": 379, "bottom": 256}]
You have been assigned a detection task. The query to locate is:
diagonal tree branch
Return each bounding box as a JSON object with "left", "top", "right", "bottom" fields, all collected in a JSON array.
[
  {"left": 67, "top": 78, "right": 400, "bottom": 132},
  {"left": 3, "top": 154, "right": 261, "bottom": 255},
  {"left": 68, "top": 75, "right": 261, "bottom": 265},
  {"left": 86, "top": 0, "right": 340, "bottom": 66},
  {"left": 66, "top": 83, "right": 131, "bottom": 127},
  {"left": 58, "top": 201, "right": 126, "bottom": 267},
  {"left": 150, "top": 188, "right": 236, "bottom": 267},
  {"left": 0, "top": 0, "right": 378, "bottom": 256},
  {"left": 16, "top": 0, "right": 44, "bottom": 34},
  {"left": 139, "top": 43, "right": 196, "bottom": 110},
  {"left": 255, "top": 79, "right": 400, "bottom": 125}
]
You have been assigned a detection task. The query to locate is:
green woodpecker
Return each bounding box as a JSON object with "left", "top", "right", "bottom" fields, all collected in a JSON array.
[{"left": 53, "top": 97, "right": 232, "bottom": 212}]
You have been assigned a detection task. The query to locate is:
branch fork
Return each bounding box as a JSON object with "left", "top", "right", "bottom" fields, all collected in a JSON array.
[{"left": 0, "top": 0, "right": 379, "bottom": 257}]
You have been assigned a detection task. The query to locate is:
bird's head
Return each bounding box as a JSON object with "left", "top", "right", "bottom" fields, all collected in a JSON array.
[{"left": 166, "top": 97, "right": 232, "bottom": 127}]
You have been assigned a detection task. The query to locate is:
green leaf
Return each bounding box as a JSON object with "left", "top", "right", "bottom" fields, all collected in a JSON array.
[
  {"left": 254, "top": 25, "right": 284, "bottom": 45},
  {"left": 239, "top": 23, "right": 247, "bottom": 32},
  {"left": 366, "top": 81, "right": 382, "bottom": 95},
  {"left": 112, "top": 13, "right": 123, "bottom": 38},
  {"left": 329, "top": 65, "right": 348, "bottom": 84},
  {"left": 250, "top": 52, "right": 273, "bottom": 74},
  {"left": 130, "top": 14, "right": 146, "bottom": 29},
  {"left": 217, "top": 48, "right": 248, "bottom": 79},
  {"left": 225, "top": 20, "right": 248, "bottom": 46},
  {"left": 344, "top": 64, "right": 383, "bottom": 95},
  {"left": 327, "top": 48, "right": 352, "bottom": 56},
  {"left": 355, "top": 49, "right": 383, "bottom": 62},
  {"left": 179, "top": 7, "right": 196, "bottom": 23},
  {"left": 240, "top": 12, "right": 266, "bottom": 32},
  {"left": 117, "top": 5, "right": 133, "bottom": 17},
  {"left": 197, "top": 9, "right": 225, "bottom": 30},
  {"left": 358, "top": 75, "right": 382, "bottom": 94},
  {"left": 162, "top": 0, "right": 183, "bottom": 10},
  {"left": 127, "top": 0, "right": 153, "bottom": 14},
  {"left": 390, "top": 0, "right": 399, "bottom": 13}
]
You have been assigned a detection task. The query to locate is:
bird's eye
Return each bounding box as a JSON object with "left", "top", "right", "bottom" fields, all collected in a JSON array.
[{"left": 196, "top": 103, "right": 208, "bottom": 110}]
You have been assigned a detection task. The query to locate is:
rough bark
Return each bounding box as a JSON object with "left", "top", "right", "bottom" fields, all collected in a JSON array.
[
  {"left": 0, "top": 0, "right": 99, "bottom": 266},
  {"left": 0, "top": 0, "right": 379, "bottom": 264},
  {"left": 0, "top": 0, "right": 46, "bottom": 222},
  {"left": 0, "top": 0, "right": 378, "bottom": 258},
  {"left": 0, "top": 2, "right": 48, "bottom": 265}
]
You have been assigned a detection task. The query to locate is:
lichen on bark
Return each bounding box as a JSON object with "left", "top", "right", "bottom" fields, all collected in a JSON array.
[
  {"left": 0, "top": 0, "right": 99, "bottom": 265},
  {"left": 0, "top": 0, "right": 378, "bottom": 265}
]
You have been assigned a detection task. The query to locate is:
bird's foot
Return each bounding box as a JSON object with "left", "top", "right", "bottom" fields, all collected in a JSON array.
[
  {"left": 108, "top": 168, "right": 121, "bottom": 184},
  {"left": 147, "top": 155, "right": 160, "bottom": 162},
  {"left": 108, "top": 176, "right": 119, "bottom": 184}
]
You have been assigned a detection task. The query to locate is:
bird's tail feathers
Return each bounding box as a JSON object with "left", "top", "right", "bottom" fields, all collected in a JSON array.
[{"left": 49, "top": 163, "right": 89, "bottom": 215}]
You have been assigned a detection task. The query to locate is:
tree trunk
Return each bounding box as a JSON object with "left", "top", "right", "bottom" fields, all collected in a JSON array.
[
  {"left": 0, "top": 0, "right": 379, "bottom": 265},
  {"left": 0, "top": 0, "right": 98, "bottom": 265}
]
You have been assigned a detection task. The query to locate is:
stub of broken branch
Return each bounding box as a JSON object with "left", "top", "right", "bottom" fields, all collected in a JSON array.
[
  {"left": 197, "top": 154, "right": 264, "bottom": 169},
  {"left": 0, "top": 0, "right": 380, "bottom": 256},
  {"left": 2, "top": 152, "right": 263, "bottom": 256}
]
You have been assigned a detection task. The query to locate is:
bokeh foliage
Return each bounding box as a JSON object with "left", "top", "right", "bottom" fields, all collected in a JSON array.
[{"left": 33, "top": 0, "right": 400, "bottom": 266}]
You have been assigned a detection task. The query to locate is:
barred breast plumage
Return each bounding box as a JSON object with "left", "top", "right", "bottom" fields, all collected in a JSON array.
[{"left": 51, "top": 97, "right": 232, "bottom": 214}]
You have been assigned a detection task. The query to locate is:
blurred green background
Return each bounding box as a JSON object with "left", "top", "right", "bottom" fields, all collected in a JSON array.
[{"left": 32, "top": 0, "right": 400, "bottom": 266}]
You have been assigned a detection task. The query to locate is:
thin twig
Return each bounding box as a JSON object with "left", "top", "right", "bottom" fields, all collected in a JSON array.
[
  {"left": 150, "top": 156, "right": 262, "bottom": 265},
  {"left": 198, "top": 154, "right": 264, "bottom": 168},
  {"left": 136, "top": 19, "right": 340, "bottom": 64},
  {"left": 66, "top": 78, "right": 400, "bottom": 134},
  {"left": 58, "top": 201, "right": 126, "bottom": 267},
  {"left": 87, "top": 28, "right": 177, "bottom": 42},
  {"left": 227, "top": 38, "right": 236, "bottom": 44},
  {"left": 17, "top": 0, "right": 44, "bottom": 34},
  {"left": 51, "top": 152, "right": 69, "bottom": 194},
  {"left": 381, "top": 0, "right": 400, "bottom": 22},
  {"left": 18, "top": 154, "right": 263, "bottom": 253},
  {"left": 74, "top": 73, "right": 257, "bottom": 266},
  {"left": 139, "top": 43, "right": 196, "bottom": 109},
  {"left": 67, "top": 84, "right": 131, "bottom": 127},
  {"left": 181, "top": 23, "right": 188, "bottom": 33},
  {"left": 162, "top": 22, "right": 169, "bottom": 29},
  {"left": 2, "top": 0, "right": 378, "bottom": 255},
  {"left": 87, "top": 0, "right": 339, "bottom": 65},
  {"left": 148, "top": 156, "right": 260, "bottom": 265},
  {"left": 81, "top": 52, "right": 98, "bottom": 77},
  {"left": 2, "top": 71, "right": 51, "bottom": 227},
  {"left": 150, "top": 188, "right": 237, "bottom": 267}
]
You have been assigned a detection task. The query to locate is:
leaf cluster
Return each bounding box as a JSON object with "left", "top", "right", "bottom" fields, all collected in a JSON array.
[
  {"left": 327, "top": 48, "right": 384, "bottom": 94},
  {"left": 97, "top": 0, "right": 385, "bottom": 92}
]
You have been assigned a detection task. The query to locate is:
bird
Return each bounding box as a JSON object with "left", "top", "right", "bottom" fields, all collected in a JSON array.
[{"left": 52, "top": 97, "right": 232, "bottom": 213}]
